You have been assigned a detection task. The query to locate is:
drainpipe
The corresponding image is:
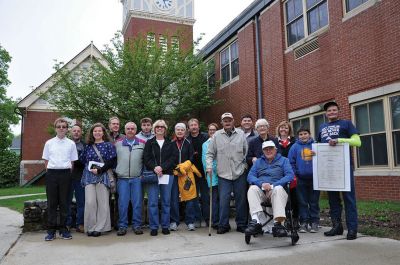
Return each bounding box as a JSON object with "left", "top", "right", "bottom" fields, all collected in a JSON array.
[
  {"left": 14, "top": 107, "right": 24, "bottom": 186},
  {"left": 255, "top": 14, "right": 264, "bottom": 118}
]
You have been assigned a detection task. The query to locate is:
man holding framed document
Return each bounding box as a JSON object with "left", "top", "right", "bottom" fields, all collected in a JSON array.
[{"left": 316, "top": 101, "right": 362, "bottom": 240}]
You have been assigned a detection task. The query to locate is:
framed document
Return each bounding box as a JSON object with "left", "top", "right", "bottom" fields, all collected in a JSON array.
[{"left": 312, "top": 143, "right": 351, "bottom": 191}]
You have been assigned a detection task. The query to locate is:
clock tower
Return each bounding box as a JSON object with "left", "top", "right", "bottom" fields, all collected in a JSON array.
[{"left": 121, "top": 0, "right": 195, "bottom": 51}]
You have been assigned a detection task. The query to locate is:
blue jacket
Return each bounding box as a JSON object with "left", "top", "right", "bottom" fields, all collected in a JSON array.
[
  {"left": 247, "top": 153, "right": 294, "bottom": 188},
  {"left": 287, "top": 138, "right": 314, "bottom": 179}
]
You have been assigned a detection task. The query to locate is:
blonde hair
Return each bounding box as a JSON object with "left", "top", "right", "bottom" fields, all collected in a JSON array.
[
  {"left": 276, "top": 120, "right": 293, "bottom": 137},
  {"left": 152, "top": 119, "right": 168, "bottom": 136}
]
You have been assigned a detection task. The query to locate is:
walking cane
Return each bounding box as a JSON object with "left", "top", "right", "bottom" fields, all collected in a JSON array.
[{"left": 208, "top": 172, "right": 213, "bottom": 236}]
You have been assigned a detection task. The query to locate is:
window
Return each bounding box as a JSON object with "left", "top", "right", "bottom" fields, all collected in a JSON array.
[
  {"left": 171, "top": 36, "right": 180, "bottom": 53},
  {"left": 285, "top": 0, "right": 328, "bottom": 47},
  {"left": 146, "top": 33, "right": 155, "bottom": 50},
  {"left": 291, "top": 112, "right": 326, "bottom": 139},
  {"left": 206, "top": 59, "right": 216, "bottom": 90},
  {"left": 353, "top": 94, "right": 400, "bottom": 169},
  {"left": 345, "top": 0, "right": 369, "bottom": 13},
  {"left": 159, "top": 35, "right": 167, "bottom": 54},
  {"left": 220, "top": 40, "right": 239, "bottom": 85}
]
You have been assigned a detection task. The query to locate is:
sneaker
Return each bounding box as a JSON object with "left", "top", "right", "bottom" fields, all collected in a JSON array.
[
  {"left": 245, "top": 220, "right": 262, "bottom": 236},
  {"left": 272, "top": 223, "right": 288, "bottom": 237},
  {"left": 117, "top": 227, "right": 127, "bottom": 236},
  {"left": 169, "top": 222, "right": 178, "bottom": 231},
  {"left": 60, "top": 230, "right": 72, "bottom": 240},
  {"left": 45, "top": 232, "right": 55, "bottom": 241},
  {"left": 299, "top": 223, "right": 309, "bottom": 233},
  {"left": 187, "top": 223, "right": 195, "bottom": 231},
  {"left": 310, "top": 223, "right": 319, "bottom": 233},
  {"left": 133, "top": 227, "right": 143, "bottom": 235}
]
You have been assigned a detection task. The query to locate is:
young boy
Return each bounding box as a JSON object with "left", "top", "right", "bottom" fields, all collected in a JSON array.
[{"left": 288, "top": 127, "right": 320, "bottom": 233}]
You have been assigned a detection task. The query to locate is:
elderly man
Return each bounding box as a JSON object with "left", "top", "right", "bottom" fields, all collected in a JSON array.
[
  {"left": 115, "top": 122, "right": 146, "bottom": 236},
  {"left": 206, "top": 112, "right": 248, "bottom": 234},
  {"left": 109, "top": 117, "right": 125, "bottom": 143},
  {"left": 245, "top": 141, "right": 294, "bottom": 237},
  {"left": 246, "top": 118, "right": 279, "bottom": 167}
]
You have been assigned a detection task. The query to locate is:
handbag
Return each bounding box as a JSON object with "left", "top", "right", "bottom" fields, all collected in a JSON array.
[
  {"left": 141, "top": 169, "right": 159, "bottom": 184},
  {"left": 92, "top": 144, "right": 116, "bottom": 194}
]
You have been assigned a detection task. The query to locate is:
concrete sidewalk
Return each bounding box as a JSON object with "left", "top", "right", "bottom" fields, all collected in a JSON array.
[
  {"left": 0, "top": 193, "right": 45, "bottom": 200},
  {"left": 1, "top": 215, "right": 399, "bottom": 265},
  {"left": 0, "top": 207, "right": 23, "bottom": 264}
]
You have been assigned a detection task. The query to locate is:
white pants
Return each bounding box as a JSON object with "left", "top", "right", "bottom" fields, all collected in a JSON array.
[
  {"left": 247, "top": 185, "right": 288, "bottom": 220},
  {"left": 84, "top": 183, "right": 111, "bottom": 233}
]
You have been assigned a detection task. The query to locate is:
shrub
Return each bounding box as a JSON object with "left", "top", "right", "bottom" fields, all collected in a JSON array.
[{"left": 0, "top": 150, "right": 20, "bottom": 188}]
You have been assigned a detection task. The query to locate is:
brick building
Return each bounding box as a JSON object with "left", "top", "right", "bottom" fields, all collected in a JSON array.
[{"left": 200, "top": 0, "right": 400, "bottom": 201}]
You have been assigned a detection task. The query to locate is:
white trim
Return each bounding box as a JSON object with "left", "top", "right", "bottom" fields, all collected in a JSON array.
[
  {"left": 354, "top": 169, "right": 400, "bottom": 177},
  {"left": 348, "top": 81, "right": 400, "bottom": 103},
  {"left": 220, "top": 76, "right": 240, "bottom": 89},
  {"left": 288, "top": 103, "right": 324, "bottom": 119},
  {"left": 342, "top": 0, "right": 381, "bottom": 22},
  {"left": 18, "top": 44, "right": 106, "bottom": 109},
  {"left": 122, "top": 10, "right": 195, "bottom": 34}
]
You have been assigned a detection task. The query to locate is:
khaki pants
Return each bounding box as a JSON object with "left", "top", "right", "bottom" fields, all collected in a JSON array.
[
  {"left": 84, "top": 183, "right": 111, "bottom": 233},
  {"left": 247, "top": 185, "right": 288, "bottom": 220}
]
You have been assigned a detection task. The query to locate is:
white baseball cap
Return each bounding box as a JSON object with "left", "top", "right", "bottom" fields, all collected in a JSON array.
[
  {"left": 221, "top": 112, "right": 234, "bottom": 120},
  {"left": 262, "top": 140, "right": 276, "bottom": 149}
]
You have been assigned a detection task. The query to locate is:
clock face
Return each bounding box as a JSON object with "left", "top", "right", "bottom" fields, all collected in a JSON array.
[{"left": 154, "top": 0, "right": 173, "bottom": 11}]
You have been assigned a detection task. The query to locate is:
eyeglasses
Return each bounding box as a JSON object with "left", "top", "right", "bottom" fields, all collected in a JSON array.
[
  {"left": 155, "top": 126, "right": 165, "bottom": 129},
  {"left": 56, "top": 126, "right": 67, "bottom": 129},
  {"left": 257, "top": 125, "right": 268, "bottom": 128}
]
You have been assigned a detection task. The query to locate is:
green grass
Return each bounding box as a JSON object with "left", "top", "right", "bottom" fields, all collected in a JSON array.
[
  {"left": 0, "top": 195, "right": 47, "bottom": 213},
  {"left": 0, "top": 186, "right": 45, "bottom": 197},
  {"left": 319, "top": 198, "right": 400, "bottom": 215}
]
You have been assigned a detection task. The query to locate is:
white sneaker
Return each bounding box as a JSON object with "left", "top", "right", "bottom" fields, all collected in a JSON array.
[
  {"left": 187, "top": 223, "right": 195, "bottom": 231},
  {"left": 310, "top": 223, "right": 319, "bottom": 233},
  {"left": 170, "top": 222, "right": 178, "bottom": 231}
]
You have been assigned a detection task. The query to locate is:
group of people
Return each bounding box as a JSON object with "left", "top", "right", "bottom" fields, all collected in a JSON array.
[{"left": 42, "top": 101, "right": 361, "bottom": 242}]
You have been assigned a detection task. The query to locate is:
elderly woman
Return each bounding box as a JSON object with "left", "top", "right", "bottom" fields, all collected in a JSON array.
[
  {"left": 80, "top": 123, "right": 117, "bottom": 237},
  {"left": 201, "top": 123, "right": 219, "bottom": 228},
  {"left": 143, "top": 120, "right": 176, "bottom": 236},
  {"left": 246, "top": 118, "right": 279, "bottom": 167}
]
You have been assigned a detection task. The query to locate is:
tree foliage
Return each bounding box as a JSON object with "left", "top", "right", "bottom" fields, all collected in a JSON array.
[{"left": 45, "top": 33, "right": 217, "bottom": 128}]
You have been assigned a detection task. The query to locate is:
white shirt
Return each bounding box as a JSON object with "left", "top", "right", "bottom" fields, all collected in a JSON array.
[
  {"left": 156, "top": 139, "right": 165, "bottom": 149},
  {"left": 42, "top": 136, "right": 78, "bottom": 169}
]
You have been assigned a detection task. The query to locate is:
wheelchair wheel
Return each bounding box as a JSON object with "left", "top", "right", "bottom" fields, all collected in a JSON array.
[
  {"left": 291, "top": 231, "right": 299, "bottom": 246},
  {"left": 245, "top": 234, "right": 251, "bottom": 244}
]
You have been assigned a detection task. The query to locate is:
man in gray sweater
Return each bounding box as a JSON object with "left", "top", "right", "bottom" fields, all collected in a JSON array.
[
  {"left": 115, "top": 122, "right": 146, "bottom": 236},
  {"left": 206, "top": 113, "right": 249, "bottom": 234}
]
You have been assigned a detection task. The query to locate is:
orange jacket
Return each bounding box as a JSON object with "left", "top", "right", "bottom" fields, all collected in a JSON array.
[{"left": 173, "top": 160, "right": 202, "bottom": 201}]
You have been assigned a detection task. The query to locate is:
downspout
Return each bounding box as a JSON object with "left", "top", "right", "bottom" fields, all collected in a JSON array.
[
  {"left": 14, "top": 107, "right": 24, "bottom": 186},
  {"left": 255, "top": 14, "right": 264, "bottom": 118}
]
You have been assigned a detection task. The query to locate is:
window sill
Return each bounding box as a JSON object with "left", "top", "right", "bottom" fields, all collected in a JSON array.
[
  {"left": 285, "top": 26, "right": 329, "bottom": 54},
  {"left": 342, "top": 0, "right": 381, "bottom": 23},
  {"left": 354, "top": 169, "right": 400, "bottom": 177},
  {"left": 220, "top": 76, "right": 240, "bottom": 89}
]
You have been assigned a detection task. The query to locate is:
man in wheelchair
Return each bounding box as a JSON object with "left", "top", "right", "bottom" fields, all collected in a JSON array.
[{"left": 245, "top": 140, "right": 294, "bottom": 238}]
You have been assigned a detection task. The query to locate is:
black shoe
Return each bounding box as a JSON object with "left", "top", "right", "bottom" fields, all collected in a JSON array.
[
  {"left": 87, "top": 231, "right": 94, "bottom": 237},
  {"left": 245, "top": 220, "right": 263, "bottom": 236},
  {"left": 150, "top": 229, "right": 158, "bottom": 236},
  {"left": 92, "top": 231, "right": 101, "bottom": 237},
  {"left": 117, "top": 227, "right": 127, "bottom": 236},
  {"left": 236, "top": 226, "right": 247, "bottom": 233},
  {"left": 162, "top": 228, "right": 170, "bottom": 235},
  {"left": 324, "top": 221, "right": 343, "bottom": 236},
  {"left": 347, "top": 230, "right": 357, "bottom": 240},
  {"left": 272, "top": 223, "right": 288, "bottom": 237},
  {"left": 133, "top": 228, "right": 143, "bottom": 235},
  {"left": 212, "top": 224, "right": 219, "bottom": 230},
  {"left": 217, "top": 226, "right": 231, "bottom": 234}
]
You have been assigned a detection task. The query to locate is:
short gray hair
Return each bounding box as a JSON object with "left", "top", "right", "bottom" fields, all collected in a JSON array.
[{"left": 255, "top": 118, "right": 269, "bottom": 129}]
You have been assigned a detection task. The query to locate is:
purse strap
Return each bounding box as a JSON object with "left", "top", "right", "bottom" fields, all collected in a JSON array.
[{"left": 92, "top": 144, "right": 105, "bottom": 164}]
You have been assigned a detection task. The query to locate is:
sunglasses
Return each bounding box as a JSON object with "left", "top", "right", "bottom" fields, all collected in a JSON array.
[
  {"left": 155, "top": 126, "right": 165, "bottom": 129},
  {"left": 56, "top": 126, "right": 67, "bottom": 129}
]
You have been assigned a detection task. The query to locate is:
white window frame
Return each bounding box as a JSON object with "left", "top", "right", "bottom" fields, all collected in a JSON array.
[
  {"left": 290, "top": 111, "right": 327, "bottom": 140},
  {"left": 206, "top": 58, "right": 216, "bottom": 90},
  {"left": 283, "top": 0, "right": 330, "bottom": 48},
  {"left": 220, "top": 40, "right": 239, "bottom": 87},
  {"left": 351, "top": 93, "right": 400, "bottom": 172},
  {"left": 342, "top": 0, "right": 380, "bottom": 22}
]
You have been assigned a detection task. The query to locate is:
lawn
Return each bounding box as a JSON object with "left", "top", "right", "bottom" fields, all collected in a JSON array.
[
  {"left": 0, "top": 195, "right": 47, "bottom": 213},
  {"left": 0, "top": 186, "right": 45, "bottom": 196}
]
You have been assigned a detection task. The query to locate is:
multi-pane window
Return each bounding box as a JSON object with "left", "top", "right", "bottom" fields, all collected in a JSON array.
[
  {"left": 291, "top": 112, "right": 326, "bottom": 139},
  {"left": 220, "top": 40, "right": 239, "bottom": 85},
  {"left": 353, "top": 94, "right": 400, "bottom": 169},
  {"left": 159, "top": 35, "right": 167, "bottom": 54},
  {"left": 146, "top": 33, "right": 156, "bottom": 50},
  {"left": 171, "top": 36, "right": 180, "bottom": 53},
  {"left": 345, "top": 0, "right": 369, "bottom": 13},
  {"left": 206, "top": 59, "right": 216, "bottom": 90},
  {"left": 285, "top": 0, "right": 328, "bottom": 47}
]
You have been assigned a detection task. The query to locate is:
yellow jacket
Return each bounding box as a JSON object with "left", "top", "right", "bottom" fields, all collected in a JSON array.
[{"left": 173, "top": 160, "right": 202, "bottom": 201}]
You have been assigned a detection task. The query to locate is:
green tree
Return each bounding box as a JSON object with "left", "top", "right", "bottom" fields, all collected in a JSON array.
[
  {"left": 45, "top": 33, "right": 218, "bottom": 129},
  {"left": 0, "top": 44, "right": 20, "bottom": 187}
]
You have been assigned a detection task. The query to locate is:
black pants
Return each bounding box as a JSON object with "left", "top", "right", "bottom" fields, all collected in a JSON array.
[{"left": 46, "top": 169, "right": 72, "bottom": 233}]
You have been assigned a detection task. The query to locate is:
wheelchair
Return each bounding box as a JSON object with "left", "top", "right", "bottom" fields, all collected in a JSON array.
[{"left": 244, "top": 183, "right": 299, "bottom": 246}]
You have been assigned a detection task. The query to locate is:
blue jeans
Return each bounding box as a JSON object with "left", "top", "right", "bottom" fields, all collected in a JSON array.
[
  {"left": 184, "top": 198, "right": 197, "bottom": 225},
  {"left": 218, "top": 172, "right": 248, "bottom": 229},
  {"left": 194, "top": 176, "right": 210, "bottom": 223},
  {"left": 146, "top": 175, "right": 173, "bottom": 230},
  {"left": 170, "top": 176, "right": 180, "bottom": 225},
  {"left": 66, "top": 178, "right": 85, "bottom": 227},
  {"left": 327, "top": 169, "right": 358, "bottom": 231},
  {"left": 296, "top": 178, "right": 320, "bottom": 224},
  {"left": 117, "top": 178, "right": 142, "bottom": 229},
  {"left": 210, "top": 185, "right": 219, "bottom": 225}
]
